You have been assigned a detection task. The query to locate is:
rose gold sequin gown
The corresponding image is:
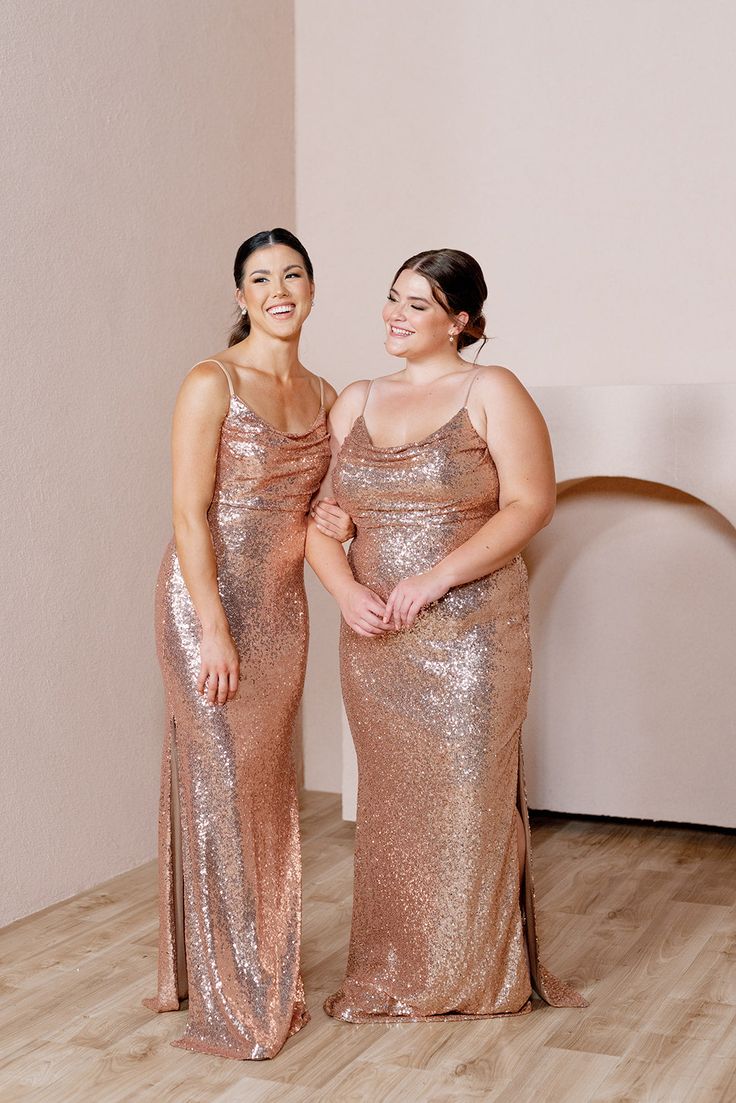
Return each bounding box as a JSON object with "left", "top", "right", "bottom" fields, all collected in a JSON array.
[
  {"left": 326, "top": 377, "right": 587, "bottom": 1022},
  {"left": 144, "top": 361, "right": 330, "bottom": 1059}
]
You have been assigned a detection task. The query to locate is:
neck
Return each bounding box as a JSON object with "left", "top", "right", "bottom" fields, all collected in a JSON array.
[
  {"left": 400, "top": 349, "right": 464, "bottom": 383},
  {"left": 236, "top": 328, "right": 304, "bottom": 380}
]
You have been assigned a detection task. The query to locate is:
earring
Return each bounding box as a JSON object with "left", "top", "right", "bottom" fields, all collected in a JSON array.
[
  {"left": 241, "top": 306, "right": 248, "bottom": 317},
  {"left": 449, "top": 332, "right": 455, "bottom": 344}
]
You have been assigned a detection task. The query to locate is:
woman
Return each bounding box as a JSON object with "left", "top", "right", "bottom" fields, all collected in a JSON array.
[
  {"left": 308, "top": 248, "right": 587, "bottom": 1020},
  {"left": 144, "top": 228, "right": 348, "bottom": 1059}
]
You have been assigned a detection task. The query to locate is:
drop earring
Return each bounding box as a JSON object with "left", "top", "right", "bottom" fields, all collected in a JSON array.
[
  {"left": 449, "top": 332, "right": 455, "bottom": 344},
  {"left": 241, "top": 306, "right": 248, "bottom": 317}
]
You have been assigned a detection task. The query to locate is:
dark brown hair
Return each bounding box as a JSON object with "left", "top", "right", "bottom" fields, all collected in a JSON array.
[
  {"left": 393, "top": 248, "right": 488, "bottom": 353},
  {"left": 228, "top": 228, "right": 315, "bottom": 347}
]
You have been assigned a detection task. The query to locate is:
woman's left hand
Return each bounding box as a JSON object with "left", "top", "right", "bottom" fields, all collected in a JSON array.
[
  {"left": 311, "top": 497, "right": 355, "bottom": 542},
  {"left": 383, "top": 568, "right": 451, "bottom": 630}
]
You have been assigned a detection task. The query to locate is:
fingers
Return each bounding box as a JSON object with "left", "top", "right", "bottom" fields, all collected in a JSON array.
[
  {"left": 351, "top": 623, "right": 376, "bottom": 637},
  {"left": 405, "top": 599, "right": 424, "bottom": 628},
  {"left": 312, "top": 513, "right": 344, "bottom": 538},
  {"left": 312, "top": 500, "right": 341, "bottom": 524},
  {"left": 362, "top": 608, "right": 390, "bottom": 634},
  {"left": 382, "top": 587, "right": 403, "bottom": 630},
  {"left": 205, "top": 672, "right": 219, "bottom": 705},
  {"left": 315, "top": 519, "right": 345, "bottom": 539},
  {"left": 197, "top": 665, "right": 208, "bottom": 695},
  {"left": 228, "top": 668, "right": 239, "bottom": 701},
  {"left": 383, "top": 586, "right": 425, "bottom": 629},
  {"left": 199, "top": 665, "right": 238, "bottom": 705},
  {"left": 355, "top": 621, "right": 385, "bottom": 636},
  {"left": 365, "top": 595, "right": 388, "bottom": 619},
  {"left": 313, "top": 500, "right": 353, "bottom": 541}
]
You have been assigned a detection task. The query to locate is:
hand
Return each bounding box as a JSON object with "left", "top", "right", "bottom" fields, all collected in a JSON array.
[
  {"left": 384, "top": 569, "right": 452, "bottom": 630},
  {"left": 197, "top": 624, "right": 240, "bottom": 705},
  {"left": 311, "top": 497, "right": 355, "bottom": 542},
  {"left": 337, "top": 581, "right": 393, "bottom": 637}
]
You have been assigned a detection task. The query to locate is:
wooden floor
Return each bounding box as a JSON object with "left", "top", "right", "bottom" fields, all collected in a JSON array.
[{"left": 1, "top": 793, "right": 735, "bottom": 1103}]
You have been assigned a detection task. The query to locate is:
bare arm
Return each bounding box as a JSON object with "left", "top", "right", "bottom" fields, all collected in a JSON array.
[
  {"left": 305, "top": 382, "right": 391, "bottom": 636},
  {"left": 309, "top": 380, "right": 355, "bottom": 542},
  {"left": 171, "top": 362, "right": 239, "bottom": 703},
  {"left": 384, "top": 368, "right": 556, "bottom": 628}
]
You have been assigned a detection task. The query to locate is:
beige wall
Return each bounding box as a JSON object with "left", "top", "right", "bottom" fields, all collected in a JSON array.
[
  {"left": 296, "top": 0, "right": 735, "bottom": 391},
  {"left": 525, "top": 478, "right": 736, "bottom": 828},
  {"left": 295, "top": 2, "right": 736, "bottom": 799},
  {"left": 0, "top": 0, "right": 295, "bottom": 926}
]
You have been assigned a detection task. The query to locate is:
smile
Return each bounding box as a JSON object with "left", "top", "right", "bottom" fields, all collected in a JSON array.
[
  {"left": 389, "top": 325, "right": 414, "bottom": 337},
  {"left": 267, "top": 304, "right": 296, "bottom": 316}
]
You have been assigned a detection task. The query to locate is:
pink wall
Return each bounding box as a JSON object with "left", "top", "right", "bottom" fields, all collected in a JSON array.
[
  {"left": 295, "top": 1, "right": 736, "bottom": 804},
  {"left": 525, "top": 478, "right": 736, "bottom": 827},
  {"left": 296, "top": 0, "right": 735, "bottom": 389},
  {"left": 0, "top": 0, "right": 295, "bottom": 926}
]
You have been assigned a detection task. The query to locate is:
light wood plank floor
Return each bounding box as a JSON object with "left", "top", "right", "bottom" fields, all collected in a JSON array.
[{"left": 1, "top": 793, "right": 735, "bottom": 1102}]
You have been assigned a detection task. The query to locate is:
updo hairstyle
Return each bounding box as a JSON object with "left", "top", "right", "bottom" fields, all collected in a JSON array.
[{"left": 228, "top": 227, "right": 315, "bottom": 347}]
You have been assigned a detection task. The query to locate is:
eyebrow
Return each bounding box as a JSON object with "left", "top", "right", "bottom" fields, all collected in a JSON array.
[
  {"left": 248, "top": 264, "right": 305, "bottom": 276},
  {"left": 389, "top": 286, "right": 432, "bottom": 305}
]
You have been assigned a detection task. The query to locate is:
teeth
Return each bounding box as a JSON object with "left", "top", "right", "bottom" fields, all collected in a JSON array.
[
  {"left": 269, "top": 305, "right": 294, "bottom": 315},
  {"left": 390, "top": 326, "right": 413, "bottom": 336}
]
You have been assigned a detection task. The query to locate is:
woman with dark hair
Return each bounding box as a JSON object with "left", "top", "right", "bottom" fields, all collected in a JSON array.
[
  {"left": 144, "top": 229, "right": 350, "bottom": 1059},
  {"left": 308, "top": 248, "right": 587, "bottom": 1021}
]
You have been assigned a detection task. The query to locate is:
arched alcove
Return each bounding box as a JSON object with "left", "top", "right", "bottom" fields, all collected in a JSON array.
[{"left": 523, "top": 476, "right": 736, "bottom": 828}]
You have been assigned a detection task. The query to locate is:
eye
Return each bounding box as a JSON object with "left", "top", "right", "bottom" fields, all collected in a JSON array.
[
  {"left": 411, "top": 305, "right": 426, "bottom": 312},
  {"left": 252, "top": 277, "right": 268, "bottom": 283},
  {"left": 285, "top": 272, "right": 302, "bottom": 279},
  {"left": 387, "top": 294, "right": 397, "bottom": 302}
]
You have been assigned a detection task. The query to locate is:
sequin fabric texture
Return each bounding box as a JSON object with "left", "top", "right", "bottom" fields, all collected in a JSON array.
[
  {"left": 327, "top": 399, "right": 587, "bottom": 1022},
  {"left": 144, "top": 370, "right": 330, "bottom": 1060}
]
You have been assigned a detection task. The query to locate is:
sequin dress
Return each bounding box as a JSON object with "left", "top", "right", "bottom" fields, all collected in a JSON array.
[
  {"left": 144, "top": 360, "right": 330, "bottom": 1059},
  {"left": 325, "top": 377, "right": 587, "bottom": 1022}
]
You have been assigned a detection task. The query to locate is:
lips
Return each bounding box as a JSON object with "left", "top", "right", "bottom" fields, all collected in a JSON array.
[{"left": 267, "top": 303, "right": 296, "bottom": 316}]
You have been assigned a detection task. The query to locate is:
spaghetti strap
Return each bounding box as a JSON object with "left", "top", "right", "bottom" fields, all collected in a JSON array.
[
  {"left": 361, "top": 379, "right": 375, "bottom": 415},
  {"left": 318, "top": 375, "right": 325, "bottom": 408},
  {"left": 198, "top": 358, "right": 235, "bottom": 398},
  {"left": 462, "top": 370, "right": 482, "bottom": 408}
]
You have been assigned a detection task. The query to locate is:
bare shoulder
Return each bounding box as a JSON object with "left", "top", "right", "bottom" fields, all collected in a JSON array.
[
  {"left": 176, "top": 358, "right": 231, "bottom": 416},
  {"left": 334, "top": 378, "right": 373, "bottom": 415},
  {"left": 473, "top": 364, "right": 540, "bottom": 413},
  {"left": 324, "top": 379, "right": 371, "bottom": 443},
  {"left": 472, "top": 364, "right": 530, "bottom": 399},
  {"left": 470, "top": 366, "right": 548, "bottom": 445}
]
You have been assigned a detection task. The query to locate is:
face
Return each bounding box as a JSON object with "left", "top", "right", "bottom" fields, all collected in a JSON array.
[
  {"left": 235, "top": 244, "right": 314, "bottom": 339},
  {"left": 382, "top": 269, "right": 468, "bottom": 359}
]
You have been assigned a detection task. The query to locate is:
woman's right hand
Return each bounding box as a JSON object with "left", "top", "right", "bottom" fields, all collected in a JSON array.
[
  {"left": 197, "top": 624, "right": 240, "bottom": 704},
  {"left": 337, "top": 582, "right": 393, "bottom": 638}
]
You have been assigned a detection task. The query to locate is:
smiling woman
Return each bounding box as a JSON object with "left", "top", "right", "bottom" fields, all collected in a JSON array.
[
  {"left": 307, "top": 247, "right": 587, "bottom": 1023},
  {"left": 144, "top": 229, "right": 351, "bottom": 1060}
]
